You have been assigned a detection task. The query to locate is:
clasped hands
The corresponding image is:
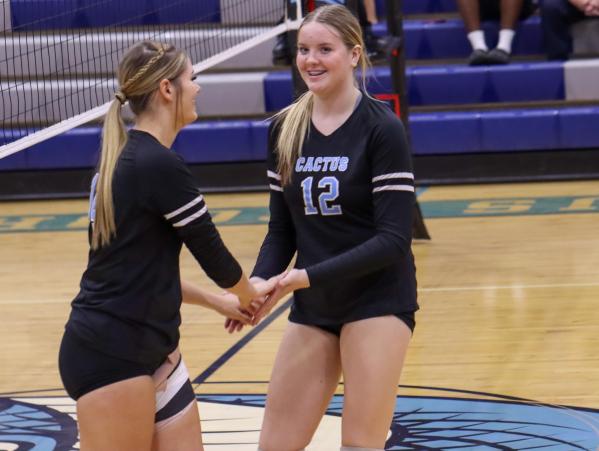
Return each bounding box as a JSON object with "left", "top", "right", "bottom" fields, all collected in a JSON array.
[
  {"left": 223, "top": 269, "right": 309, "bottom": 333},
  {"left": 571, "top": 0, "right": 599, "bottom": 15}
]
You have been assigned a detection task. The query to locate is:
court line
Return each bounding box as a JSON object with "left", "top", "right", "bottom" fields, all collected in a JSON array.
[
  {"left": 420, "top": 281, "right": 599, "bottom": 292},
  {"left": 3, "top": 281, "right": 599, "bottom": 306},
  {"left": 190, "top": 281, "right": 599, "bottom": 388},
  {"left": 192, "top": 297, "right": 293, "bottom": 384}
]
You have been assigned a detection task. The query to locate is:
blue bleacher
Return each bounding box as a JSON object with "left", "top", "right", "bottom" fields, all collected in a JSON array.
[
  {"left": 10, "top": 0, "right": 220, "bottom": 30},
  {"left": 375, "top": 17, "right": 544, "bottom": 59},
  {"left": 265, "top": 62, "right": 565, "bottom": 110},
  {"left": 11, "top": 0, "right": 455, "bottom": 31},
  {"left": 3, "top": 0, "right": 599, "bottom": 180},
  {"left": 383, "top": 0, "right": 457, "bottom": 15}
]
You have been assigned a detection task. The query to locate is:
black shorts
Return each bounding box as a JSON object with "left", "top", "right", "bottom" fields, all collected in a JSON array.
[
  {"left": 301, "top": 311, "right": 416, "bottom": 337},
  {"left": 479, "top": 0, "right": 537, "bottom": 21},
  {"left": 59, "top": 329, "right": 196, "bottom": 428},
  {"left": 59, "top": 329, "right": 161, "bottom": 401}
]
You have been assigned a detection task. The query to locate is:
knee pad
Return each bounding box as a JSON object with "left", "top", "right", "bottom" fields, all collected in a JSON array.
[{"left": 340, "top": 447, "right": 383, "bottom": 451}]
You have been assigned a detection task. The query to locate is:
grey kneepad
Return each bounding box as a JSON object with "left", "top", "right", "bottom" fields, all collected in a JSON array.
[{"left": 340, "top": 447, "right": 383, "bottom": 451}]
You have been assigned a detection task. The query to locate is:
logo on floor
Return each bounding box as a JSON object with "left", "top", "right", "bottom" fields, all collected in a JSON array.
[{"left": 3, "top": 387, "right": 598, "bottom": 450}]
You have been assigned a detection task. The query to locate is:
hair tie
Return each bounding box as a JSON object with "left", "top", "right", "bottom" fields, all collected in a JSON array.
[{"left": 115, "top": 91, "right": 126, "bottom": 105}]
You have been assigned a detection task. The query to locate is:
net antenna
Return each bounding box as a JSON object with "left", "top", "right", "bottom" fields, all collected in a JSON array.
[{"left": 0, "top": 0, "right": 303, "bottom": 160}]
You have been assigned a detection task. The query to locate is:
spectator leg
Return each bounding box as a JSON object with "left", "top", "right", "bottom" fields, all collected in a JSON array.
[
  {"left": 541, "top": 0, "right": 585, "bottom": 60},
  {"left": 456, "top": 0, "right": 482, "bottom": 32},
  {"left": 499, "top": 0, "right": 525, "bottom": 29}
]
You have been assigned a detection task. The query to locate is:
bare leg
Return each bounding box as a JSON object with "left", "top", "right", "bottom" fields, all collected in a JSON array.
[
  {"left": 152, "top": 401, "right": 203, "bottom": 451},
  {"left": 259, "top": 323, "right": 342, "bottom": 451},
  {"left": 363, "top": 0, "right": 378, "bottom": 24},
  {"left": 77, "top": 376, "right": 155, "bottom": 451},
  {"left": 340, "top": 316, "right": 412, "bottom": 448},
  {"left": 500, "top": 0, "right": 525, "bottom": 29},
  {"left": 456, "top": 0, "right": 482, "bottom": 32}
]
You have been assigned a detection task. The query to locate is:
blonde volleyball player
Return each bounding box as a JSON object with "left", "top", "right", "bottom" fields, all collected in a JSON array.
[
  {"left": 242, "top": 5, "right": 418, "bottom": 451},
  {"left": 58, "top": 41, "right": 277, "bottom": 451}
]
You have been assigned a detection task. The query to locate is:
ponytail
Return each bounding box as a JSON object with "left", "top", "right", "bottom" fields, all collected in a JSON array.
[{"left": 91, "top": 98, "right": 127, "bottom": 250}]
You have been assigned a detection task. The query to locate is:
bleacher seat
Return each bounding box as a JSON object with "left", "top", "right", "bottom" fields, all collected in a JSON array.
[
  {"left": 375, "top": 17, "right": 544, "bottom": 59},
  {"left": 264, "top": 62, "right": 567, "bottom": 111},
  {"left": 10, "top": 0, "right": 221, "bottom": 30},
  {"left": 3, "top": 0, "right": 599, "bottom": 182}
]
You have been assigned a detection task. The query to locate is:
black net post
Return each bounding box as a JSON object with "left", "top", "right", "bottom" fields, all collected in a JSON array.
[
  {"left": 385, "top": 0, "right": 430, "bottom": 240},
  {"left": 345, "top": 0, "right": 359, "bottom": 14},
  {"left": 288, "top": 0, "right": 307, "bottom": 98}
]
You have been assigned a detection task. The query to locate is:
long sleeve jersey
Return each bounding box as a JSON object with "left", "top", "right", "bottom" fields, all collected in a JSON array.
[
  {"left": 253, "top": 95, "right": 418, "bottom": 325},
  {"left": 68, "top": 129, "right": 242, "bottom": 365}
]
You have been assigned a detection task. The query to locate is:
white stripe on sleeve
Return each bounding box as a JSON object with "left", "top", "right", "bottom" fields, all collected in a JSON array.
[
  {"left": 172, "top": 205, "right": 208, "bottom": 228},
  {"left": 267, "top": 170, "right": 281, "bottom": 181},
  {"left": 372, "top": 185, "right": 415, "bottom": 193},
  {"left": 372, "top": 172, "right": 414, "bottom": 183},
  {"left": 164, "top": 195, "right": 203, "bottom": 220},
  {"left": 269, "top": 184, "right": 283, "bottom": 192}
]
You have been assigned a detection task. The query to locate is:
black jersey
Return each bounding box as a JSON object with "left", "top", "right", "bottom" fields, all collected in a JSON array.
[
  {"left": 67, "top": 129, "right": 242, "bottom": 365},
  {"left": 252, "top": 95, "right": 418, "bottom": 325}
]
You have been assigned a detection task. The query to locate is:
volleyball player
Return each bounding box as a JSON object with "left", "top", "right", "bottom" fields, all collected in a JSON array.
[
  {"left": 243, "top": 5, "right": 419, "bottom": 450},
  {"left": 58, "top": 41, "right": 276, "bottom": 451}
]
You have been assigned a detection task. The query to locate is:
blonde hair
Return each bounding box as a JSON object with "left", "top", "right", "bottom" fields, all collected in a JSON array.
[
  {"left": 92, "top": 40, "right": 187, "bottom": 249},
  {"left": 275, "top": 4, "right": 371, "bottom": 185}
]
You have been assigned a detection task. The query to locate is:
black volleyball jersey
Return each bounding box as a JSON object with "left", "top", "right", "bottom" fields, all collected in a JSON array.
[
  {"left": 67, "top": 129, "right": 242, "bottom": 365},
  {"left": 252, "top": 95, "right": 418, "bottom": 325}
]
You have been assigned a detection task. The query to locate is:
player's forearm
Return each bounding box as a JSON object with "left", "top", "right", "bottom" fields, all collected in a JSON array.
[{"left": 181, "top": 279, "right": 220, "bottom": 309}]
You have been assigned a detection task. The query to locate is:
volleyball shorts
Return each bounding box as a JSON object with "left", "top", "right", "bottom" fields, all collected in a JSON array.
[{"left": 58, "top": 329, "right": 195, "bottom": 429}]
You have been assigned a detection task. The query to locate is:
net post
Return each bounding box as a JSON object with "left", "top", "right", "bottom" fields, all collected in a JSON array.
[
  {"left": 345, "top": 0, "right": 359, "bottom": 15},
  {"left": 288, "top": 0, "right": 307, "bottom": 98},
  {"left": 385, "top": 0, "right": 430, "bottom": 239}
]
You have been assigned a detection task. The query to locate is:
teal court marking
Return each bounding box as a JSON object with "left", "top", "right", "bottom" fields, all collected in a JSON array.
[{"left": 1, "top": 194, "right": 599, "bottom": 234}]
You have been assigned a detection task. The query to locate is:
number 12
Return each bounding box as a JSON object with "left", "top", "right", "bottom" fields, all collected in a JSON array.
[{"left": 301, "top": 176, "right": 342, "bottom": 216}]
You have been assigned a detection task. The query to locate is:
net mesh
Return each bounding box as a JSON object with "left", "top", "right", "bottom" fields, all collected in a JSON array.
[{"left": 0, "top": 0, "right": 297, "bottom": 156}]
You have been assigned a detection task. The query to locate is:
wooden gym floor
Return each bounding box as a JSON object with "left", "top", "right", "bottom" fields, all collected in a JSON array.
[{"left": 1, "top": 180, "right": 598, "bottom": 450}]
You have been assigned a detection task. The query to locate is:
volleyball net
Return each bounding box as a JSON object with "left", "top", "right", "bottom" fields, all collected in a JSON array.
[{"left": 0, "top": 0, "right": 301, "bottom": 159}]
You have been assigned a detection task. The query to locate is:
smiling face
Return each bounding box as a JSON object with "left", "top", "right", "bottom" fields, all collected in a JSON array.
[
  {"left": 174, "top": 59, "right": 201, "bottom": 127},
  {"left": 296, "top": 21, "right": 360, "bottom": 98}
]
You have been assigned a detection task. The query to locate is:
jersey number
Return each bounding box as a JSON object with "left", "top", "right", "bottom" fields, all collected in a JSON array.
[{"left": 301, "top": 176, "right": 342, "bottom": 216}]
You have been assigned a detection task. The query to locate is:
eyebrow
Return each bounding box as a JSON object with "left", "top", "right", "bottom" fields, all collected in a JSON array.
[{"left": 297, "top": 42, "right": 335, "bottom": 46}]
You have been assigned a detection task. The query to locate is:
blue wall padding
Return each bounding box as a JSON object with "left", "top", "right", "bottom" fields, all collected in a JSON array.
[
  {"left": 559, "top": 107, "right": 599, "bottom": 148},
  {"left": 174, "top": 121, "right": 255, "bottom": 164},
  {"left": 25, "top": 127, "right": 101, "bottom": 169},
  {"left": 250, "top": 120, "right": 270, "bottom": 160},
  {"left": 0, "top": 148, "right": 27, "bottom": 170},
  {"left": 10, "top": 0, "right": 220, "bottom": 31},
  {"left": 4, "top": 107, "right": 599, "bottom": 171}
]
